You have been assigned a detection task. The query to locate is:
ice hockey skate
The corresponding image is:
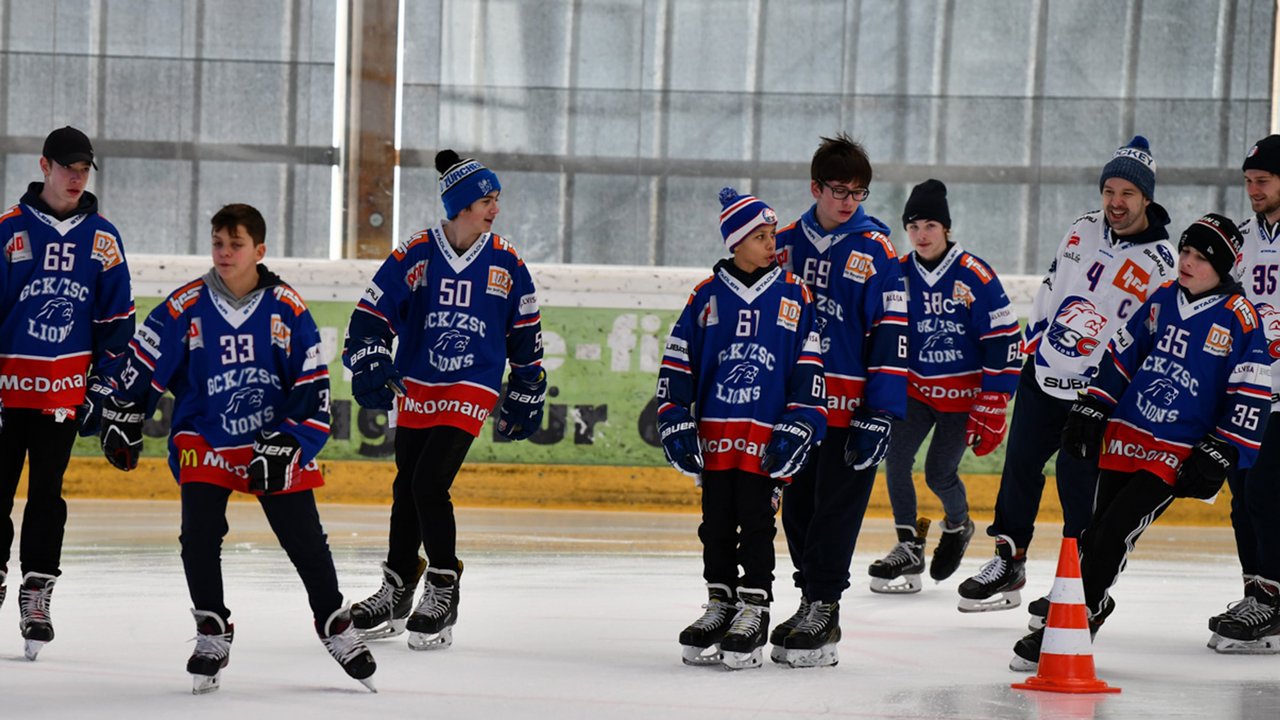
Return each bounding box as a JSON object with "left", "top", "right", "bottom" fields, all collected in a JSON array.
[
  {"left": 768, "top": 595, "right": 810, "bottom": 664},
  {"left": 188, "top": 609, "right": 234, "bottom": 695},
  {"left": 719, "top": 589, "right": 768, "bottom": 670},
  {"left": 18, "top": 572, "right": 56, "bottom": 660},
  {"left": 407, "top": 564, "right": 461, "bottom": 651},
  {"left": 1026, "top": 595, "right": 1050, "bottom": 630},
  {"left": 0, "top": 570, "right": 7, "bottom": 612},
  {"left": 1009, "top": 597, "right": 1113, "bottom": 672},
  {"left": 869, "top": 518, "right": 930, "bottom": 594},
  {"left": 319, "top": 607, "right": 378, "bottom": 692},
  {"left": 678, "top": 583, "right": 734, "bottom": 666},
  {"left": 1210, "top": 578, "right": 1280, "bottom": 654},
  {"left": 781, "top": 600, "right": 840, "bottom": 668},
  {"left": 957, "top": 535, "right": 1025, "bottom": 613},
  {"left": 351, "top": 558, "right": 425, "bottom": 640},
  {"left": 930, "top": 517, "right": 975, "bottom": 582}
]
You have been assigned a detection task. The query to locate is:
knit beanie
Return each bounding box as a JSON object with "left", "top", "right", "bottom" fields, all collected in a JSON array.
[
  {"left": 902, "top": 179, "right": 951, "bottom": 229},
  {"left": 1099, "top": 135, "right": 1156, "bottom": 200},
  {"left": 437, "top": 149, "right": 501, "bottom": 218},
  {"left": 719, "top": 187, "right": 777, "bottom": 251},
  {"left": 1242, "top": 135, "right": 1280, "bottom": 176},
  {"left": 1178, "top": 213, "right": 1243, "bottom": 282}
]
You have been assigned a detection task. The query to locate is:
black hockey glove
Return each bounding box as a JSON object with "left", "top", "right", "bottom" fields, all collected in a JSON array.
[
  {"left": 248, "top": 430, "right": 303, "bottom": 494},
  {"left": 1060, "top": 395, "right": 1110, "bottom": 461},
  {"left": 1174, "top": 435, "right": 1237, "bottom": 500},
  {"left": 99, "top": 397, "right": 145, "bottom": 472},
  {"left": 760, "top": 416, "right": 816, "bottom": 479},
  {"left": 845, "top": 410, "right": 892, "bottom": 470},
  {"left": 658, "top": 407, "right": 703, "bottom": 480},
  {"left": 77, "top": 376, "right": 116, "bottom": 437},
  {"left": 348, "top": 342, "right": 406, "bottom": 411},
  {"left": 496, "top": 369, "right": 547, "bottom": 441}
]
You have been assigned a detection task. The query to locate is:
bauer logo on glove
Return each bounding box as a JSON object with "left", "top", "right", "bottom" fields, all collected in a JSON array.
[
  {"left": 496, "top": 369, "right": 546, "bottom": 441},
  {"left": 99, "top": 397, "right": 145, "bottom": 472},
  {"left": 964, "top": 391, "right": 1009, "bottom": 457},
  {"left": 248, "top": 430, "right": 302, "bottom": 494}
]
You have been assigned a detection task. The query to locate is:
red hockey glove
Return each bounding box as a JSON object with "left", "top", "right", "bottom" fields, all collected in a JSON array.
[{"left": 964, "top": 392, "right": 1009, "bottom": 457}]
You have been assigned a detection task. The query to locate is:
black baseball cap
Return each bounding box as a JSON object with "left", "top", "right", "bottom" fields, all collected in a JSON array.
[{"left": 42, "top": 126, "right": 98, "bottom": 170}]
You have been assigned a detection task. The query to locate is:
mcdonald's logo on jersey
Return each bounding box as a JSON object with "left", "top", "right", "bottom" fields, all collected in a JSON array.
[{"left": 179, "top": 448, "right": 200, "bottom": 468}]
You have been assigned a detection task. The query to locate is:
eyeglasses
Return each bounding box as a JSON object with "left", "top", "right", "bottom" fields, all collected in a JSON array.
[{"left": 818, "top": 180, "right": 870, "bottom": 201}]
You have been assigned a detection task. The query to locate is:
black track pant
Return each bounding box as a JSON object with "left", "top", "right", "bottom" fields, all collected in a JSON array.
[
  {"left": 699, "top": 469, "right": 778, "bottom": 599},
  {"left": 1227, "top": 412, "right": 1280, "bottom": 584},
  {"left": 0, "top": 408, "right": 79, "bottom": 576},
  {"left": 1079, "top": 469, "right": 1175, "bottom": 616},
  {"left": 384, "top": 425, "right": 475, "bottom": 578}
]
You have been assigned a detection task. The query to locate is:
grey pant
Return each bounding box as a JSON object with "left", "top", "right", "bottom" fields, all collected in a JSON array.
[{"left": 883, "top": 396, "right": 970, "bottom": 527}]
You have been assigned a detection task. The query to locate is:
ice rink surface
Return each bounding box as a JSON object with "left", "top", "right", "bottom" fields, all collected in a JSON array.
[{"left": 5, "top": 499, "right": 1278, "bottom": 720}]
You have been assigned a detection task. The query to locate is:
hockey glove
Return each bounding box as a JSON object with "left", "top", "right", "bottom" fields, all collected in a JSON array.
[
  {"left": 99, "top": 397, "right": 145, "bottom": 472},
  {"left": 657, "top": 407, "right": 703, "bottom": 480},
  {"left": 348, "top": 342, "right": 406, "bottom": 411},
  {"left": 1060, "top": 394, "right": 1110, "bottom": 461},
  {"left": 248, "top": 430, "right": 303, "bottom": 494},
  {"left": 1174, "top": 435, "right": 1237, "bottom": 500},
  {"left": 496, "top": 369, "right": 547, "bottom": 441},
  {"left": 77, "top": 376, "right": 116, "bottom": 437},
  {"left": 965, "top": 391, "right": 1009, "bottom": 457},
  {"left": 760, "top": 417, "right": 816, "bottom": 479},
  {"left": 845, "top": 410, "right": 892, "bottom": 471}
]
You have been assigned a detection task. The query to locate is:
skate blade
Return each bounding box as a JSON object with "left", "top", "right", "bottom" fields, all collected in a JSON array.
[
  {"left": 681, "top": 644, "right": 722, "bottom": 666},
  {"left": 23, "top": 639, "right": 46, "bottom": 661},
  {"left": 358, "top": 618, "right": 408, "bottom": 641},
  {"left": 720, "top": 648, "right": 763, "bottom": 670},
  {"left": 869, "top": 574, "right": 923, "bottom": 594},
  {"left": 192, "top": 672, "right": 222, "bottom": 695},
  {"left": 783, "top": 645, "right": 839, "bottom": 668},
  {"left": 1212, "top": 635, "right": 1280, "bottom": 654},
  {"left": 1009, "top": 655, "right": 1038, "bottom": 672},
  {"left": 1027, "top": 615, "right": 1046, "bottom": 631},
  {"left": 957, "top": 589, "right": 1021, "bottom": 613},
  {"left": 407, "top": 627, "right": 453, "bottom": 651},
  {"left": 359, "top": 677, "right": 378, "bottom": 693},
  {"left": 769, "top": 644, "right": 788, "bottom": 665}
]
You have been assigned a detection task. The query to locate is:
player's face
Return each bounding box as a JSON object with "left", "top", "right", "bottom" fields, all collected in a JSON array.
[
  {"left": 1101, "top": 177, "right": 1150, "bottom": 236},
  {"left": 907, "top": 220, "right": 948, "bottom": 262},
  {"left": 811, "top": 178, "right": 865, "bottom": 232},
  {"left": 455, "top": 191, "right": 500, "bottom": 238},
  {"left": 1178, "top": 245, "right": 1218, "bottom": 295},
  {"left": 38, "top": 158, "right": 92, "bottom": 214},
  {"left": 733, "top": 224, "right": 777, "bottom": 272},
  {"left": 1244, "top": 170, "right": 1280, "bottom": 220},
  {"left": 211, "top": 225, "right": 265, "bottom": 288}
]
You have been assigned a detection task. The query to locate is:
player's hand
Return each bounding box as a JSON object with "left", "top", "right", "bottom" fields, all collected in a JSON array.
[
  {"left": 496, "top": 369, "right": 546, "bottom": 441},
  {"left": 1060, "top": 394, "right": 1109, "bottom": 460},
  {"left": 965, "top": 391, "right": 1009, "bottom": 457},
  {"left": 845, "top": 411, "right": 892, "bottom": 470},
  {"left": 760, "top": 417, "right": 816, "bottom": 479},
  {"left": 658, "top": 407, "right": 703, "bottom": 480},
  {"left": 248, "top": 430, "right": 303, "bottom": 494},
  {"left": 348, "top": 342, "right": 405, "bottom": 410},
  {"left": 1174, "top": 435, "right": 1237, "bottom": 500},
  {"left": 78, "top": 376, "right": 115, "bottom": 437},
  {"left": 99, "top": 397, "right": 145, "bottom": 472}
]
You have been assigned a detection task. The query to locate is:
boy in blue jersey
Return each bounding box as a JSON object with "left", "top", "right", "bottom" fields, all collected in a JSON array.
[
  {"left": 99, "top": 204, "right": 376, "bottom": 694},
  {"left": 0, "top": 126, "right": 134, "bottom": 660},
  {"left": 772, "top": 134, "right": 910, "bottom": 667},
  {"left": 658, "top": 187, "right": 826, "bottom": 670},
  {"left": 1010, "top": 214, "right": 1271, "bottom": 670}
]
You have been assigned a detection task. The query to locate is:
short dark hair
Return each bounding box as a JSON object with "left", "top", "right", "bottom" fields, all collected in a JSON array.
[
  {"left": 211, "top": 203, "right": 266, "bottom": 246},
  {"left": 811, "top": 133, "right": 873, "bottom": 187}
]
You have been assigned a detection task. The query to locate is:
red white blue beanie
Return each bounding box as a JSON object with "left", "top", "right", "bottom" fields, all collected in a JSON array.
[
  {"left": 1099, "top": 135, "right": 1156, "bottom": 200},
  {"left": 719, "top": 187, "right": 777, "bottom": 251},
  {"left": 438, "top": 150, "right": 501, "bottom": 218}
]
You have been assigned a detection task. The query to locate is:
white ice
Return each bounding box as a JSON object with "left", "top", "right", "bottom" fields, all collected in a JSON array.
[{"left": 5, "top": 499, "right": 1278, "bottom": 720}]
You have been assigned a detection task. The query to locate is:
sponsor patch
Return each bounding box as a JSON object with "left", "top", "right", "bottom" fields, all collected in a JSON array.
[
  {"left": 953, "top": 280, "right": 975, "bottom": 308},
  {"left": 187, "top": 317, "right": 204, "bottom": 350},
  {"left": 271, "top": 313, "right": 291, "bottom": 352},
  {"left": 698, "top": 295, "right": 719, "bottom": 327},
  {"left": 842, "top": 250, "right": 876, "bottom": 283},
  {"left": 1112, "top": 259, "right": 1151, "bottom": 301},
  {"left": 487, "top": 266, "right": 513, "bottom": 298},
  {"left": 961, "top": 256, "right": 993, "bottom": 284},
  {"left": 364, "top": 279, "right": 384, "bottom": 304},
  {"left": 777, "top": 297, "right": 800, "bottom": 332},
  {"left": 1204, "top": 323, "right": 1233, "bottom": 357},
  {"left": 6, "top": 231, "right": 31, "bottom": 262},
  {"left": 519, "top": 292, "right": 539, "bottom": 315},
  {"left": 882, "top": 289, "right": 907, "bottom": 314},
  {"left": 137, "top": 323, "right": 163, "bottom": 357},
  {"left": 92, "top": 231, "right": 123, "bottom": 270}
]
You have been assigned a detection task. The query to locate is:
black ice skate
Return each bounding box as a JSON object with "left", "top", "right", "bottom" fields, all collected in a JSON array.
[
  {"left": 351, "top": 558, "right": 426, "bottom": 640},
  {"left": 679, "top": 583, "right": 734, "bottom": 666},
  {"left": 0, "top": 570, "right": 7, "bottom": 613},
  {"left": 782, "top": 600, "right": 841, "bottom": 668},
  {"left": 1211, "top": 577, "right": 1280, "bottom": 654},
  {"left": 957, "top": 535, "right": 1025, "bottom": 613},
  {"left": 869, "top": 518, "right": 930, "bottom": 594},
  {"left": 1009, "top": 596, "right": 1113, "bottom": 672},
  {"left": 768, "top": 595, "right": 810, "bottom": 664},
  {"left": 1026, "top": 595, "right": 1050, "bottom": 630},
  {"left": 18, "top": 572, "right": 56, "bottom": 661},
  {"left": 407, "top": 564, "right": 461, "bottom": 651},
  {"left": 188, "top": 609, "right": 234, "bottom": 695},
  {"left": 720, "top": 588, "right": 769, "bottom": 670},
  {"left": 319, "top": 607, "right": 378, "bottom": 692},
  {"left": 930, "top": 517, "right": 975, "bottom": 582}
]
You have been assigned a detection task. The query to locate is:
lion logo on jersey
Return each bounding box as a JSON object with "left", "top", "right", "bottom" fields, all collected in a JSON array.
[
  {"left": 723, "top": 362, "right": 760, "bottom": 386},
  {"left": 1046, "top": 297, "right": 1107, "bottom": 358},
  {"left": 433, "top": 329, "right": 471, "bottom": 355},
  {"left": 1259, "top": 305, "right": 1280, "bottom": 360},
  {"left": 226, "top": 387, "right": 264, "bottom": 414},
  {"left": 27, "top": 297, "right": 76, "bottom": 343},
  {"left": 921, "top": 333, "right": 958, "bottom": 352},
  {"left": 35, "top": 297, "right": 75, "bottom": 323},
  {"left": 1145, "top": 377, "right": 1179, "bottom": 407}
]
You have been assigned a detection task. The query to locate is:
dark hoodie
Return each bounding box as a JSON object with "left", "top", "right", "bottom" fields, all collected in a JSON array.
[
  {"left": 799, "top": 203, "right": 892, "bottom": 243},
  {"left": 715, "top": 258, "right": 777, "bottom": 288},
  {"left": 21, "top": 181, "right": 98, "bottom": 220},
  {"left": 1110, "top": 201, "right": 1172, "bottom": 246}
]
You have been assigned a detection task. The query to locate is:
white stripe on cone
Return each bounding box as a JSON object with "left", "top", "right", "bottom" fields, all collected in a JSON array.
[
  {"left": 1048, "top": 576, "right": 1086, "bottom": 605},
  {"left": 1042, "top": 626, "right": 1093, "bottom": 656}
]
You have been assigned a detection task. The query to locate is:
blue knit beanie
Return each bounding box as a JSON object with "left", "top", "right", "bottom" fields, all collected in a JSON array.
[
  {"left": 438, "top": 150, "right": 501, "bottom": 218},
  {"left": 1099, "top": 135, "right": 1156, "bottom": 200},
  {"left": 719, "top": 187, "right": 777, "bottom": 251}
]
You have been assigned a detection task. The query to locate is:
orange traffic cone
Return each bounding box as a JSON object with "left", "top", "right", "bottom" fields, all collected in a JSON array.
[{"left": 1011, "top": 537, "right": 1120, "bottom": 694}]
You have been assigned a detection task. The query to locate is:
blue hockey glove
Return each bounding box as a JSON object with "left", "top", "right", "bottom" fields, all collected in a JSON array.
[
  {"left": 1174, "top": 435, "right": 1237, "bottom": 500},
  {"left": 845, "top": 410, "right": 892, "bottom": 470},
  {"left": 496, "top": 369, "right": 547, "bottom": 441},
  {"left": 348, "top": 342, "right": 406, "bottom": 411},
  {"left": 658, "top": 407, "right": 703, "bottom": 480},
  {"left": 77, "top": 376, "right": 116, "bottom": 437},
  {"left": 100, "top": 397, "right": 145, "bottom": 472},
  {"left": 1061, "top": 394, "right": 1109, "bottom": 461},
  {"left": 248, "top": 430, "right": 303, "bottom": 494},
  {"left": 760, "top": 417, "right": 816, "bottom": 479}
]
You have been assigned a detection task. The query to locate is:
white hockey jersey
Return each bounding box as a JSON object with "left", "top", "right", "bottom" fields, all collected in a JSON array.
[{"left": 1233, "top": 214, "right": 1280, "bottom": 409}]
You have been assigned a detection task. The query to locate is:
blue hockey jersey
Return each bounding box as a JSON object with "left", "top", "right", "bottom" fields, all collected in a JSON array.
[
  {"left": 0, "top": 186, "right": 134, "bottom": 411},
  {"left": 345, "top": 224, "right": 543, "bottom": 436},
  {"left": 776, "top": 205, "right": 908, "bottom": 426},
  {"left": 656, "top": 262, "right": 827, "bottom": 476},
  {"left": 1087, "top": 281, "right": 1271, "bottom": 484},
  {"left": 900, "top": 245, "right": 1021, "bottom": 412},
  {"left": 112, "top": 268, "right": 331, "bottom": 494}
]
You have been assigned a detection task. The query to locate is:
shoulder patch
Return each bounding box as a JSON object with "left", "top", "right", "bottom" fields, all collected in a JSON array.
[
  {"left": 959, "top": 253, "right": 994, "bottom": 284},
  {"left": 167, "top": 279, "right": 205, "bottom": 318},
  {"left": 92, "top": 230, "right": 124, "bottom": 271},
  {"left": 392, "top": 229, "right": 432, "bottom": 261},
  {"left": 865, "top": 231, "right": 897, "bottom": 259},
  {"left": 1228, "top": 294, "right": 1259, "bottom": 332},
  {"left": 0, "top": 205, "right": 22, "bottom": 224},
  {"left": 274, "top": 284, "right": 308, "bottom": 316},
  {"left": 492, "top": 234, "right": 521, "bottom": 260}
]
